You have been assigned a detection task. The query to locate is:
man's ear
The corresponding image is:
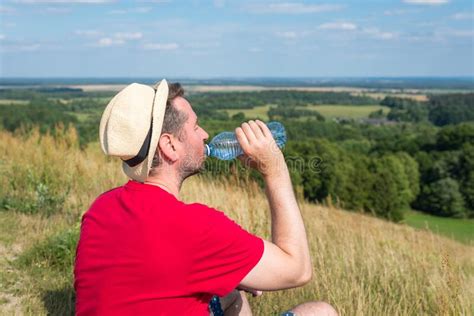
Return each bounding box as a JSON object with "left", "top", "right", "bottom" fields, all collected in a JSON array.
[{"left": 158, "top": 134, "right": 179, "bottom": 163}]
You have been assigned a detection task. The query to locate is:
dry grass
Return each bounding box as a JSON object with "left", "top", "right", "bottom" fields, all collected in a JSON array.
[
  {"left": 0, "top": 129, "right": 473, "bottom": 315},
  {"left": 182, "top": 179, "right": 474, "bottom": 315}
]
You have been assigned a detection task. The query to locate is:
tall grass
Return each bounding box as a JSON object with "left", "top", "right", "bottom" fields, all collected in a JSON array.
[{"left": 0, "top": 128, "right": 473, "bottom": 315}]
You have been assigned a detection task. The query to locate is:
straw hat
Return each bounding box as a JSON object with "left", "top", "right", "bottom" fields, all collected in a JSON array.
[{"left": 99, "top": 80, "right": 169, "bottom": 182}]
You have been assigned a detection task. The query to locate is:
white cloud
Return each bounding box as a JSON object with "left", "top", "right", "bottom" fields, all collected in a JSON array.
[
  {"left": 0, "top": 22, "right": 16, "bottom": 31},
  {"left": 0, "top": 36, "right": 47, "bottom": 52},
  {"left": 248, "top": 47, "right": 262, "bottom": 53},
  {"left": 446, "top": 29, "right": 474, "bottom": 37},
  {"left": 416, "top": 22, "right": 436, "bottom": 27},
  {"left": 185, "top": 41, "right": 220, "bottom": 49},
  {"left": 1, "top": 42, "right": 41, "bottom": 52},
  {"left": 247, "top": 3, "right": 343, "bottom": 14},
  {"left": 402, "top": 0, "right": 449, "bottom": 5},
  {"left": 91, "top": 32, "right": 142, "bottom": 47},
  {"left": 143, "top": 43, "right": 179, "bottom": 50},
  {"left": 135, "top": 7, "right": 151, "bottom": 13},
  {"left": 404, "top": 35, "right": 428, "bottom": 42},
  {"left": 19, "top": 43, "right": 41, "bottom": 51},
  {"left": 114, "top": 32, "right": 143, "bottom": 40},
  {"left": 108, "top": 7, "right": 151, "bottom": 14},
  {"left": 43, "top": 7, "right": 71, "bottom": 13},
  {"left": 319, "top": 22, "right": 357, "bottom": 31},
  {"left": 0, "top": 5, "right": 16, "bottom": 13},
  {"left": 422, "top": 28, "right": 474, "bottom": 42},
  {"left": 384, "top": 9, "right": 417, "bottom": 15},
  {"left": 275, "top": 31, "right": 298, "bottom": 39},
  {"left": 190, "top": 51, "right": 210, "bottom": 56},
  {"left": 363, "top": 28, "right": 397, "bottom": 40},
  {"left": 108, "top": 9, "right": 126, "bottom": 14},
  {"left": 214, "top": 0, "right": 225, "bottom": 8},
  {"left": 384, "top": 10, "right": 398, "bottom": 16},
  {"left": 136, "top": 0, "right": 170, "bottom": 3},
  {"left": 75, "top": 29, "right": 103, "bottom": 37},
  {"left": 404, "top": 29, "right": 456, "bottom": 42},
  {"left": 13, "top": 0, "right": 115, "bottom": 3},
  {"left": 451, "top": 12, "right": 473, "bottom": 20},
  {"left": 95, "top": 37, "right": 125, "bottom": 47}
]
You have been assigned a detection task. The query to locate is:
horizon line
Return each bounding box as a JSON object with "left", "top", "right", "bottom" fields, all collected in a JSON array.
[{"left": 1, "top": 76, "right": 474, "bottom": 79}]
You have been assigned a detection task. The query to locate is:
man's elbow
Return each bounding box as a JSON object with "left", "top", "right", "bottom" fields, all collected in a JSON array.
[
  {"left": 291, "top": 264, "right": 312, "bottom": 287},
  {"left": 298, "top": 267, "right": 313, "bottom": 286}
]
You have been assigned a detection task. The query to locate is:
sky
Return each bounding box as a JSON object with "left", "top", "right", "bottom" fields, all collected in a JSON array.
[{"left": 0, "top": 0, "right": 473, "bottom": 78}]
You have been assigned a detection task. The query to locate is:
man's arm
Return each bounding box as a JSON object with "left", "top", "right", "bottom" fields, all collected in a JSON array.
[{"left": 235, "top": 120, "right": 312, "bottom": 291}]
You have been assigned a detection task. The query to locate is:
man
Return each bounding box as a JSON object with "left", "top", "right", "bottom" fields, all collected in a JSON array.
[{"left": 74, "top": 80, "right": 337, "bottom": 315}]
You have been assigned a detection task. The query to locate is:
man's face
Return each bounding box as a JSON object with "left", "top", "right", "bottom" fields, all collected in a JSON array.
[{"left": 173, "top": 97, "right": 209, "bottom": 179}]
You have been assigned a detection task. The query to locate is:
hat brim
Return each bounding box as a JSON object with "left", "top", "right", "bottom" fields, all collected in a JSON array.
[{"left": 122, "top": 79, "right": 169, "bottom": 182}]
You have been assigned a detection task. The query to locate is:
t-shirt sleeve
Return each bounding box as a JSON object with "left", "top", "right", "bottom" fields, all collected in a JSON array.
[{"left": 185, "top": 203, "right": 264, "bottom": 297}]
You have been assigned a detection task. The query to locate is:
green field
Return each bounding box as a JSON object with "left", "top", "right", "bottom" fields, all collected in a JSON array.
[
  {"left": 0, "top": 99, "right": 29, "bottom": 105},
  {"left": 223, "top": 104, "right": 390, "bottom": 120},
  {"left": 404, "top": 210, "right": 474, "bottom": 245},
  {"left": 225, "top": 104, "right": 273, "bottom": 120},
  {"left": 67, "top": 112, "right": 90, "bottom": 123},
  {"left": 301, "top": 104, "right": 390, "bottom": 119}
]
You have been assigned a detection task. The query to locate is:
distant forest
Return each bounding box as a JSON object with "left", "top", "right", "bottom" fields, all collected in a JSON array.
[{"left": 1, "top": 76, "right": 473, "bottom": 90}]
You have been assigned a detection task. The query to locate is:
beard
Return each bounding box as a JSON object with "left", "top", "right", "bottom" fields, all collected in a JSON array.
[{"left": 178, "top": 150, "right": 206, "bottom": 181}]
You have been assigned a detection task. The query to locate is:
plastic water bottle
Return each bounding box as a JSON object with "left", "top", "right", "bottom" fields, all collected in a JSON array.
[{"left": 204, "top": 121, "right": 287, "bottom": 160}]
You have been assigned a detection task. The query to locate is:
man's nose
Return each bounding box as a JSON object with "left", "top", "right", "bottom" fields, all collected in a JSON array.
[{"left": 202, "top": 129, "right": 209, "bottom": 141}]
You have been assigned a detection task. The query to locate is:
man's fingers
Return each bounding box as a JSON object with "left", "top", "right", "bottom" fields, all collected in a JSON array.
[
  {"left": 248, "top": 120, "right": 264, "bottom": 139},
  {"left": 235, "top": 120, "right": 284, "bottom": 176},
  {"left": 236, "top": 285, "right": 263, "bottom": 297},
  {"left": 240, "top": 122, "right": 257, "bottom": 145},
  {"left": 255, "top": 120, "right": 272, "bottom": 139},
  {"left": 251, "top": 290, "right": 263, "bottom": 297},
  {"left": 235, "top": 127, "right": 250, "bottom": 151}
]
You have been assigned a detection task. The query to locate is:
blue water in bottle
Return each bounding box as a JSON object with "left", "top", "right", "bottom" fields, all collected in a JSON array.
[{"left": 204, "top": 121, "right": 287, "bottom": 160}]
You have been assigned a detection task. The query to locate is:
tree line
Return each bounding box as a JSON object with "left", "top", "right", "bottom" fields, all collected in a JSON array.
[
  {"left": 382, "top": 94, "right": 474, "bottom": 126},
  {"left": 0, "top": 89, "right": 473, "bottom": 221}
]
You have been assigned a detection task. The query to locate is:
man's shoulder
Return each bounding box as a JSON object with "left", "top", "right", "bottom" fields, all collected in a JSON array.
[
  {"left": 183, "top": 202, "right": 237, "bottom": 226},
  {"left": 93, "top": 186, "right": 122, "bottom": 204},
  {"left": 183, "top": 202, "right": 220, "bottom": 216},
  {"left": 81, "top": 186, "right": 121, "bottom": 217}
]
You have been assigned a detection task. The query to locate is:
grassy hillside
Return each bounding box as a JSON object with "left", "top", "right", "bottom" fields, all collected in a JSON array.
[{"left": 0, "top": 129, "right": 473, "bottom": 315}]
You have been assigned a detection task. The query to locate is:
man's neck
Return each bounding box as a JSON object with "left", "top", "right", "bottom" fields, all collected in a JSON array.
[{"left": 144, "top": 174, "right": 181, "bottom": 198}]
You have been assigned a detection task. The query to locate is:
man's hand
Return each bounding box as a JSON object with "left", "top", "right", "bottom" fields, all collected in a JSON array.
[
  {"left": 237, "top": 285, "right": 263, "bottom": 297},
  {"left": 235, "top": 120, "right": 286, "bottom": 178}
]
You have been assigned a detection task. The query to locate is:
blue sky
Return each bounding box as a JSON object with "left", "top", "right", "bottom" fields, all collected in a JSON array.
[{"left": 0, "top": 0, "right": 473, "bottom": 78}]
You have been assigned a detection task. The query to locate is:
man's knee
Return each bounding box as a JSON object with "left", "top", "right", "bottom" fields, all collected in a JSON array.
[{"left": 289, "top": 301, "right": 338, "bottom": 316}]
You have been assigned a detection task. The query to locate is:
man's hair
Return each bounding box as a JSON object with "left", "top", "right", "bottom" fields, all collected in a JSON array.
[{"left": 149, "top": 82, "right": 188, "bottom": 171}]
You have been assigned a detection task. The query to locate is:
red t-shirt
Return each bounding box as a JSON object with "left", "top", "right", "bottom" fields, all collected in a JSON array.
[{"left": 74, "top": 180, "right": 264, "bottom": 316}]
